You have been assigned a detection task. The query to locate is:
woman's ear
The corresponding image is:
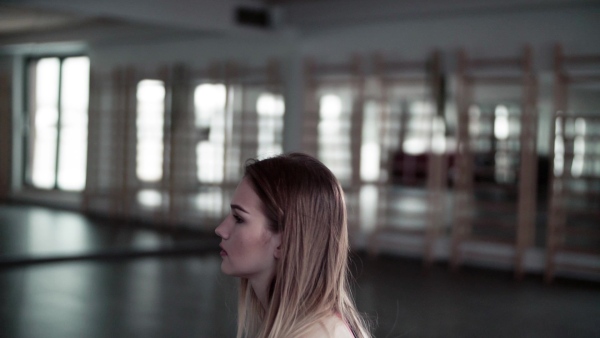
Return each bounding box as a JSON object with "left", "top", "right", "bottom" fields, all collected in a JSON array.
[{"left": 273, "top": 233, "right": 282, "bottom": 259}]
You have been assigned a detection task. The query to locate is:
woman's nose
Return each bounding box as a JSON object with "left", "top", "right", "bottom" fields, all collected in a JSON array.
[{"left": 215, "top": 220, "right": 228, "bottom": 239}]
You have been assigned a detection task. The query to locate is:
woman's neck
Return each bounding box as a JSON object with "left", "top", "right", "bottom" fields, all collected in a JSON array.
[{"left": 249, "top": 274, "right": 272, "bottom": 310}]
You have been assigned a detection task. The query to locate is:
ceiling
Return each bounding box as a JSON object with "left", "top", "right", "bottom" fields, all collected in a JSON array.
[
  {"left": 0, "top": 0, "right": 596, "bottom": 44},
  {"left": 0, "top": 5, "right": 84, "bottom": 34}
]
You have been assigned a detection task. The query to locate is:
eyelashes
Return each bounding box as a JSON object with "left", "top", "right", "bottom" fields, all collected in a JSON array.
[{"left": 233, "top": 214, "right": 244, "bottom": 224}]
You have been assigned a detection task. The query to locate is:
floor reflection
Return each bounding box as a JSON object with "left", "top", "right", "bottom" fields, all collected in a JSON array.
[
  {"left": 0, "top": 204, "right": 215, "bottom": 259},
  {"left": 0, "top": 204, "right": 599, "bottom": 338},
  {"left": 3, "top": 256, "right": 238, "bottom": 338}
]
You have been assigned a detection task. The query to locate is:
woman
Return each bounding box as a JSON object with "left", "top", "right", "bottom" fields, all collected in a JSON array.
[{"left": 215, "top": 153, "right": 371, "bottom": 338}]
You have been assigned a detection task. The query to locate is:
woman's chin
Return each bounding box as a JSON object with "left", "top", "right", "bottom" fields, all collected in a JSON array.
[{"left": 220, "top": 262, "right": 234, "bottom": 276}]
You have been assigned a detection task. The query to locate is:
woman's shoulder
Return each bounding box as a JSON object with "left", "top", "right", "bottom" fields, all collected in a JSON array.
[{"left": 297, "top": 314, "right": 354, "bottom": 338}]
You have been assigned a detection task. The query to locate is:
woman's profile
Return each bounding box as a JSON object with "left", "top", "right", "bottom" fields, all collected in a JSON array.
[{"left": 215, "top": 153, "right": 372, "bottom": 338}]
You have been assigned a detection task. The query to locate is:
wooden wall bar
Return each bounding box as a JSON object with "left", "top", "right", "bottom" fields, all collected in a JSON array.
[
  {"left": 545, "top": 44, "right": 600, "bottom": 282},
  {"left": 368, "top": 51, "right": 448, "bottom": 268},
  {"left": 451, "top": 46, "right": 539, "bottom": 279}
]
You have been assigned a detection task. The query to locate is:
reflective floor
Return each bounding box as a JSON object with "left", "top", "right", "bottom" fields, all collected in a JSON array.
[
  {"left": 0, "top": 204, "right": 217, "bottom": 263},
  {"left": 1, "top": 204, "right": 599, "bottom": 338}
]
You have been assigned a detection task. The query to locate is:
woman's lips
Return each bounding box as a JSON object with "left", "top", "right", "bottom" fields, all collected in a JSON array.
[{"left": 219, "top": 246, "right": 228, "bottom": 256}]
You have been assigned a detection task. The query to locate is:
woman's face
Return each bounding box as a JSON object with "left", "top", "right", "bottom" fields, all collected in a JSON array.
[{"left": 215, "top": 178, "right": 281, "bottom": 281}]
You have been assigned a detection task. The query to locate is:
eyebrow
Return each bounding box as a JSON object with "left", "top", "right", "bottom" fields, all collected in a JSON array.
[{"left": 230, "top": 204, "right": 249, "bottom": 214}]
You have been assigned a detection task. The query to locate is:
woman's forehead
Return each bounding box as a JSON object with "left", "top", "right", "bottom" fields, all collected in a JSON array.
[{"left": 231, "top": 178, "right": 264, "bottom": 211}]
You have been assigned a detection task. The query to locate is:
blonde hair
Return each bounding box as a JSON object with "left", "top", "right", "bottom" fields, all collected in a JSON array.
[{"left": 237, "top": 153, "right": 371, "bottom": 338}]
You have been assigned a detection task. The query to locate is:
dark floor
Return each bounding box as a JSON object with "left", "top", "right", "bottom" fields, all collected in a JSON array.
[{"left": 1, "top": 204, "right": 599, "bottom": 338}]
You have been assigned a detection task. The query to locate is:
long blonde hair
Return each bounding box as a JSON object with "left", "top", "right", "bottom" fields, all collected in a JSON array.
[{"left": 237, "top": 153, "right": 371, "bottom": 338}]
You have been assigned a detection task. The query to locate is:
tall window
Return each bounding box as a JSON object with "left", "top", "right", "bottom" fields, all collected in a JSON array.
[
  {"left": 194, "top": 83, "right": 227, "bottom": 183},
  {"left": 318, "top": 91, "right": 352, "bottom": 184},
  {"left": 27, "top": 56, "right": 90, "bottom": 191},
  {"left": 571, "top": 117, "right": 587, "bottom": 178},
  {"left": 256, "top": 92, "right": 284, "bottom": 157},
  {"left": 135, "top": 79, "right": 166, "bottom": 208},
  {"left": 402, "top": 100, "right": 436, "bottom": 155},
  {"left": 360, "top": 100, "right": 381, "bottom": 182},
  {"left": 136, "top": 79, "right": 165, "bottom": 182}
]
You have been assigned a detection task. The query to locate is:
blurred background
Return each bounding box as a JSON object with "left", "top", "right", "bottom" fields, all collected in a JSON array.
[{"left": 0, "top": 0, "right": 599, "bottom": 337}]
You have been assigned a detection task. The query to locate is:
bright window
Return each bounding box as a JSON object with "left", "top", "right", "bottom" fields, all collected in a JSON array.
[
  {"left": 28, "top": 56, "right": 89, "bottom": 191},
  {"left": 318, "top": 91, "right": 352, "bottom": 184},
  {"left": 361, "top": 100, "right": 381, "bottom": 182},
  {"left": 494, "top": 105, "right": 510, "bottom": 140},
  {"left": 194, "top": 83, "right": 227, "bottom": 183},
  {"left": 402, "top": 100, "right": 435, "bottom": 155},
  {"left": 136, "top": 80, "right": 165, "bottom": 182},
  {"left": 256, "top": 92, "right": 284, "bottom": 157},
  {"left": 571, "top": 117, "right": 586, "bottom": 178}
]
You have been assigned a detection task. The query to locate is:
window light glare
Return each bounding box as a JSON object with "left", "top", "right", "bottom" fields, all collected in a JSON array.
[
  {"left": 31, "top": 57, "right": 60, "bottom": 189},
  {"left": 35, "top": 107, "right": 59, "bottom": 128},
  {"left": 194, "top": 83, "right": 227, "bottom": 183},
  {"left": 318, "top": 92, "right": 351, "bottom": 183},
  {"left": 137, "top": 80, "right": 165, "bottom": 102},
  {"left": 32, "top": 129, "right": 57, "bottom": 188},
  {"left": 195, "top": 84, "right": 226, "bottom": 114},
  {"left": 257, "top": 92, "right": 284, "bottom": 157},
  {"left": 197, "top": 141, "right": 224, "bottom": 183},
  {"left": 494, "top": 105, "right": 510, "bottom": 140},
  {"left": 401, "top": 100, "right": 437, "bottom": 156},
  {"left": 403, "top": 138, "right": 428, "bottom": 155},
  {"left": 57, "top": 129, "right": 88, "bottom": 191},
  {"left": 571, "top": 117, "right": 586, "bottom": 178},
  {"left": 57, "top": 56, "right": 90, "bottom": 191},
  {"left": 571, "top": 139, "right": 585, "bottom": 178},
  {"left": 554, "top": 135, "right": 564, "bottom": 176},
  {"left": 61, "top": 57, "right": 90, "bottom": 110},
  {"left": 257, "top": 93, "right": 284, "bottom": 117},
  {"left": 195, "top": 190, "right": 223, "bottom": 215},
  {"left": 36, "top": 58, "right": 60, "bottom": 105},
  {"left": 359, "top": 185, "right": 378, "bottom": 233},
  {"left": 360, "top": 143, "right": 380, "bottom": 182},
  {"left": 137, "top": 189, "right": 162, "bottom": 208},
  {"left": 360, "top": 100, "right": 381, "bottom": 182},
  {"left": 320, "top": 94, "right": 342, "bottom": 119},
  {"left": 136, "top": 80, "right": 165, "bottom": 182}
]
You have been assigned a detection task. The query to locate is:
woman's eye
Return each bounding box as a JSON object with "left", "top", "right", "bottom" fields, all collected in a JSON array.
[{"left": 233, "top": 215, "right": 243, "bottom": 223}]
